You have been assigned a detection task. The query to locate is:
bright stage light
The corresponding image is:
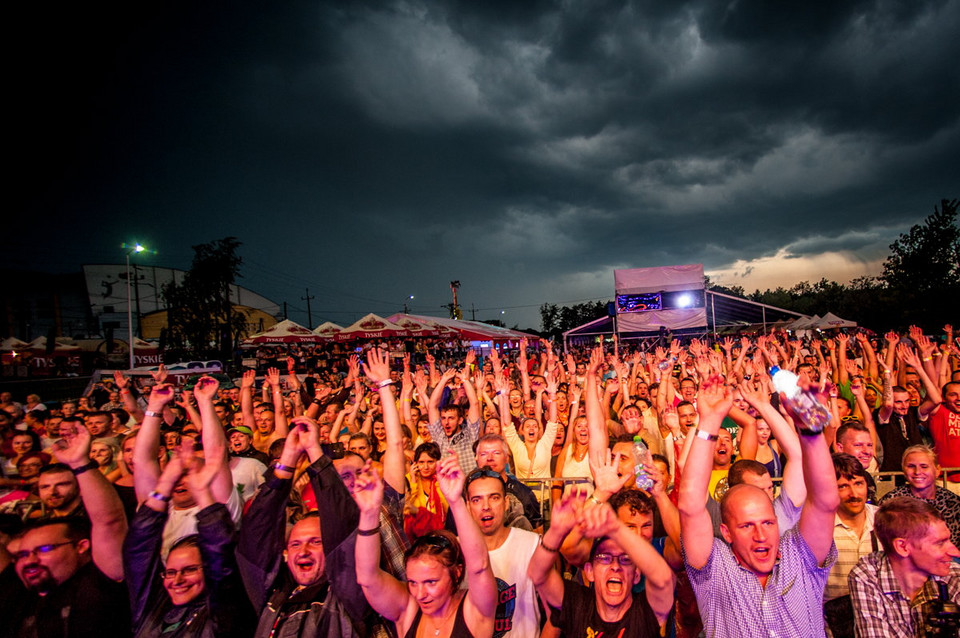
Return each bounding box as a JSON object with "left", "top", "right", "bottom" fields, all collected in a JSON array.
[{"left": 676, "top": 294, "right": 693, "bottom": 308}]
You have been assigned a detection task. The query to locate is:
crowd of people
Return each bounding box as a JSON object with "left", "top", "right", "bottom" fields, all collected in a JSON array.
[{"left": 1, "top": 324, "right": 959, "bottom": 638}]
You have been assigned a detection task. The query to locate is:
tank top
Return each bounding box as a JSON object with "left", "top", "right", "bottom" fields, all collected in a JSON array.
[
  {"left": 561, "top": 445, "right": 591, "bottom": 479},
  {"left": 403, "top": 594, "right": 475, "bottom": 638}
]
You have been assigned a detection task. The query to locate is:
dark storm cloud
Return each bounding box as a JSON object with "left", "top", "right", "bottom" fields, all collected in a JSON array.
[{"left": 7, "top": 0, "right": 959, "bottom": 328}]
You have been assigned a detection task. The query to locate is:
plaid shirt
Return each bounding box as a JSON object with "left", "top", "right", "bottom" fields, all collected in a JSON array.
[
  {"left": 427, "top": 417, "right": 482, "bottom": 473},
  {"left": 848, "top": 551, "right": 960, "bottom": 637}
]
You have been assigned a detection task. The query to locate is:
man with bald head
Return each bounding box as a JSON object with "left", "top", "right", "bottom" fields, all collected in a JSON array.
[{"left": 679, "top": 376, "right": 839, "bottom": 637}]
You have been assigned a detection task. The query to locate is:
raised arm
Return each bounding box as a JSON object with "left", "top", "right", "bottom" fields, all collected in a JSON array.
[
  {"left": 114, "top": 370, "right": 145, "bottom": 423},
  {"left": 193, "top": 376, "right": 236, "bottom": 505},
  {"left": 899, "top": 344, "right": 943, "bottom": 418},
  {"left": 528, "top": 487, "right": 585, "bottom": 609},
  {"left": 363, "top": 349, "right": 405, "bottom": 494},
  {"left": 427, "top": 368, "right": 456, "bottom": 425},
  {"left": 459, "top": 360, "right": 482, "bottom": 424},
  {"left": 53, "top": 421, "right": 128, "bottom": 580},
  {"left": 265, "top": 368, "right": 289, "bottom": 438},
  {"left": 585, "top": 346, "right": 608, "bottom": 468},
  {"left": 739, "top": 371, "right": 806, "bottom": 507},
  {"left": 678, "top": 376, "right": 733, "bottom": 569},
  {"left": 239, "top": 369, "right": 257, "bottom": 429},
  {"left": 133, "top": 383, "right": 174, "bottom": 503},
  {"left": 353, "top": 463, "right": 410, "bottom": 622},
  {"left": 436, "top": 453, "right": 497, "bottom": 621},
  {"left": 789, "top": 383, "right": 841, "bottom": 564}
]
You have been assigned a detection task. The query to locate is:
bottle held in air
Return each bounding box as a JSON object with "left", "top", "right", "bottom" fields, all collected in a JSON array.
[
  {"left": 769, "top": 366, "right": 830, "bottom": 433},
  {"left": 633, "top": 435, "right": 655, "bottom": 490}
]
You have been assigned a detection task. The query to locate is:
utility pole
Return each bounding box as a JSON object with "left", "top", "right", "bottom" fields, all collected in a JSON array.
[
  {"left": 449, "top": 281, "right": 462, "bottom": 320},
  {"left": 470, "top": 304, "right": 476, "bottom": 321},
  {"left": 301, "top": 288, "right": 315, "bottom": 327},
  {"left": 283, "top": 301, "right": 288, "bottom": 320}
]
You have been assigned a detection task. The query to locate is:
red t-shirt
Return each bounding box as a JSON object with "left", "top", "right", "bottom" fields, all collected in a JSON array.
[{"left": 928, "top": 406, "right": 960, "bottom": 477}]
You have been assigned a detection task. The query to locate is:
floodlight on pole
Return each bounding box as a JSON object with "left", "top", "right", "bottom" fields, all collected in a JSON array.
[{"left": 122, "top": 242, "right": 149, "bottom": 370}]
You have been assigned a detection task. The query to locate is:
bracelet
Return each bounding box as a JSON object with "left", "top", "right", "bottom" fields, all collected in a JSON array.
[
  {"left": 357, "top": 526, "right": 380, "bottom": 537},
  {"left": 144, "top": 409, "right": 163, "bottom": 418},
  {"left": 377, "top": 379, "right": 393, "bottom": 389},
  {"left": 922, "top": 357, "right": 932, "bottom": 362},
  {"left": 695, "top": 429, "right": 718, "bottom": 442},
  {"left": 120, "top": 389, "right": 131, "bottom": 395},
  {"left": 72, "top": 460, "right": 99, "bottom": 475},
  {"left": 312, "top": 398, "right": 323, "bottom": 405},
  {"left": 273, "top": 462, "right": 296, "bottom": 473},
  {"left": 540, "top": 535, "right": 561, "bottom": 553},
  {"left": 148, "top": 490, "right": 171, "bottom": 503},
  {"left": 587, "top": 494, "right": 604, "bottom": 507}
]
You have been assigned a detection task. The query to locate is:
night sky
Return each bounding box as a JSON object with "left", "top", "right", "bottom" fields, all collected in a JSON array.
[{"left": 7, "top": 0, "right": 959, "bottom": 331}]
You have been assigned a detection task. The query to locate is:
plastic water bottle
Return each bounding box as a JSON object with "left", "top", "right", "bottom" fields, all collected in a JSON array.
[
  {"left": 769, "top": 366, "right": 830, "bottom": 433},
  {"left": 632, "top": 436, "right": 655, "bottom": 490},
  {"left": 657, "top": 356, "right": 675, "bottom": 372}
]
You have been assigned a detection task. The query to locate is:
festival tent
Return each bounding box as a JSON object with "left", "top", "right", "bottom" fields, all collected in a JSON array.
[
  {"left": 27, "top": 337, "right": 82, "bottom": 353},
  {"left": 0, "top": 337, "right": 30, "bottom": 351},
  {"left": 335, "top": 314, "right": 411, "bottom": 342},
  {"left": 388, "top": 313, "right": 537, "bottom": 344},
  {"left": 814, "top": 312, "right": 857, "bottom": 329},
  {"left": 243, "top": 319, "right": 325, "bottom": 345},
  {"left": 312, "top": 321, "right": 344, "bottom": 341},
  {"left": 390, "top": 315, "right": 444, "bottom": 338}
]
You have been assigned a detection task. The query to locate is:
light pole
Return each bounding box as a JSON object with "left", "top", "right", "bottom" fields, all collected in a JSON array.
[
  {"left": 123, "top": 243, "right": 146, "bottom": 369},
  {"left": 403, "top": 295, "right": 414, "bottom": 314}
]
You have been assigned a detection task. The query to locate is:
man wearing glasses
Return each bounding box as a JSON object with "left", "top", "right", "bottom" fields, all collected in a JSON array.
[
  {"left": 2, "top": 420, "right": 130, "bottom": 638},
  {"left": 527, "top": 493, "right": 675, "bottom": 636}
]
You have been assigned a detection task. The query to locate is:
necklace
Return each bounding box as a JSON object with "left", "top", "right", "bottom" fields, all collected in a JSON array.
[
  {"left": 423, "top": 594, "right": 459, "bottom": 637},
  {"left": 573, "top": 445, "right": 588, "bottom": 462}
]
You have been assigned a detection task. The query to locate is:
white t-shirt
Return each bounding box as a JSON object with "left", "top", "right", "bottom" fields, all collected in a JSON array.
[
  {"left": 488, "top": 527, "right": 542, "bottom": 638},
  {"left": 162, "top": 486, "right": 243, "bottom": 558},
  {"left": 230, "top": 456, "right": 266, "bottom": 502}
]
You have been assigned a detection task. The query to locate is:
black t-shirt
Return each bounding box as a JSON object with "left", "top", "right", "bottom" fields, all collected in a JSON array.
[
  {"left": 551, "top": 578, "right": 659, "bottom": 638},
  {"left": 9, "top": 561, "right": 131, "bottom": 638}
]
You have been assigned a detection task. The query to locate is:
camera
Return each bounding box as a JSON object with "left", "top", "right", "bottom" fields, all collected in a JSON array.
[{"left": 920, "top": 581, "right": 960, "bottom": 637}]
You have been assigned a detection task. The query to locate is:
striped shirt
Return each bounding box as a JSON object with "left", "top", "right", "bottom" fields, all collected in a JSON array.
[
  {"left": 848, "top": 552, "right": 960, "bottom": 638},
  {"left": 685, "top": 527, "right": 837, "bottom": 637},
  {"left": 825, "top": 504, "right": 878, "bottom": 602}
]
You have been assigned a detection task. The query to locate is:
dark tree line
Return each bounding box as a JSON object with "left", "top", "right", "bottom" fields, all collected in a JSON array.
[{"left": 161, "top": 237, "right": 249, "bottom": 362}]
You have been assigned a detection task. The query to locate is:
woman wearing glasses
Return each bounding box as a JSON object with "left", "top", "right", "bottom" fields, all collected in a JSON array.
[
  {"left": 122, "top": 439, "right": 254, "bottom": 637},
  {"left": 353, "top": 452, "right": 497, "bottom": 638}
]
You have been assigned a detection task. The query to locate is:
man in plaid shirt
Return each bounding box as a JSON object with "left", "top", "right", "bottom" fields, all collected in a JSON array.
[{"left": 849, "top": 497, "right": 960, "bottom": 637}]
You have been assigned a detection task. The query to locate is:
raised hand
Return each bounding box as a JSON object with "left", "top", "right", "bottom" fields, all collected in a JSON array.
[
  {"left": 266, "top": 367, "right": 281, "bottom": 388},
  {"left": 150, "top": 364, "right": 169, "bottom": 385},
  {"left": 148, "top": 383, "right": 176, "bottom": 408},
  {"left": 579, "top": 502, "right": 621, "bottom": 539},
  {"left": 550, "top": 485, "right": 586, "bottom": 536},
  {"left": 697, "top": 375, "right": 733, "bottom": 424},
  {"left": 363, "top": 348, "right": 392, "bottom": 385},
  {"left": 435, "top": 452, "right": 466, "bottom": 502},
  {"left": 194, "top": 376, "right": 220, "bottom": 402},
  {"left": 51, "top": 421, "right": 93, "bottom": 468},
  {"left": 351, "top": 459, "right": 384, "bottom": 514},
  {"left": 113, "top": 369, "right": 130, "bottom": 390},
  {"left": 590, "top": 448, "right": 631, "bottom": 494},
  {"left": 240, "top": 369, "right": 256, "bottom": 390},
  {"left": 464, "top": 349, "right": 476, "bottom": 368}
]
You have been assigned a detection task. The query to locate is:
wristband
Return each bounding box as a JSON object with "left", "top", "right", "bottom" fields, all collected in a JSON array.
[
  {"left": 120, "top": 389, "right": 131, "bottom": 395},
  {"left": 587, "top": 494, "right": 604, "bottom": 507},
  {"left": 540, "top": 536, "right": 561, "bottom": 553},
  {"left": 922, "top": 357, "right": 932, "bottom": 362},
  {"left": 357, "top": 526, "right": 380, "bottom": 537},
  {"left": 695, "top": 429, "right": 718, "bottom": 442},
  {"left": 145, "top": 410, "right": 163, "bottom": 418},
  {"left": 148, "top": 490, "right": 171, "bottom": 503},
  {"left": 377, "top": 379, "right": 393, "bottom": 389},
  {"left": 273, "top": 462, "right": 296, "bottom": 473},
  {"left": 72, "top": 460, "right": 99, "bottom": 475}
]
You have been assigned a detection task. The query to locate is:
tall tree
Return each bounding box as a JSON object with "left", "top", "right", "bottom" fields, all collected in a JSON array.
[
  {"left": 162, "top": 237, "right": 247, "bottom": 361},
  {"left": 880, "top": 198, "right": 959, "bottom": 329}
]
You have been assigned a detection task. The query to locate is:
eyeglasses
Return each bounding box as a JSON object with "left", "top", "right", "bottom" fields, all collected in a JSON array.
[
  {"left": 13, "top": 541, "right": 75, "bottom": 562},
  {"left": 592, "top": 553, "right": 634, "bottom": 567},
  {"left": 161, "top": 564, "right": 202, "bottom": 580}
]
